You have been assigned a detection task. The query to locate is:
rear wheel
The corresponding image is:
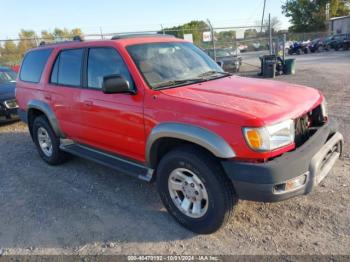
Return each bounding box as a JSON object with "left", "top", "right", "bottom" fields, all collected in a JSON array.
[
  {"left": 32, "top": 115, "right": 70, "bottom": 165},
  {"left": 156, "top": 146, "right": 237, "bottom": 234}
]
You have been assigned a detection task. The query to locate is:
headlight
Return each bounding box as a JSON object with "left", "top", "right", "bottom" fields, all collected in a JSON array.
[
  {"left": 243, "top": 119, "right": 295, "bottom": 151},
  {"left": 321, "top": 99, "right": 328, "bottom": 119}
]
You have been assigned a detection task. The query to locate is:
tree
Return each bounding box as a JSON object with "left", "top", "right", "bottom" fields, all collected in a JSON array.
[
  {"left": 282, "top": 0, "right": 350, "bottom": 32},
  {"left": 217, "top": 30, "right": 236, "bottom": 41},
  {"left": 161, "top": 21, "right": 209, "bottom": 45},
  {"left": 330, "top": 0, "right": 350, "bottom": 16},
  {"left": 254, "top": 16, "right": 281, "bottom": 34},
  {"left": 263, "top": 16, "right": 281, "bottom": 34},
  {"left": 0, "top": 40, "right": 20, "bottom": 65},
  {"left": 0, "top": 28, "right": 84, "bottom": 65},
  {"left": 41, "top": 30, "right": 55, "bottom": 41},
  {"left": 17, "top": 30, "right": 38, "bottom": 55},
  {"left": 71, "top": 28, "right": 83, "bottom": 38},
  {"left": 244, "top": 29, "right": 258, "bottom": 39}
]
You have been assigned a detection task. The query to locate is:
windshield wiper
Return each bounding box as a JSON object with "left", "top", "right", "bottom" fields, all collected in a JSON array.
[
  {"left": 152, "top": 72, "right": 232, "bottom": 90},
  {"left": 153, "top": 78, "right": 204, "bottom": 90},
  {"left": 197, "top": 71, "right": 232, "bottom": 78}
]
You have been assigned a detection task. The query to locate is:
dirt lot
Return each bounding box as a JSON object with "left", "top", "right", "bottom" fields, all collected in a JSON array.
[{"left": 0, "top": 51, "right": 349, "bottom": 256}]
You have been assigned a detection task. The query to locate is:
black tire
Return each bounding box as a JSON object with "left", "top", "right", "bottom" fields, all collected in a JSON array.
[
  {"left": 156, "top": 145, "right": 237, "bottom": 234},
  {"left": 297, "top": 49, "right": 302, "bottom": 55},
  {"left": 32, "top": 115, "right": 70, "bottom": 165}
]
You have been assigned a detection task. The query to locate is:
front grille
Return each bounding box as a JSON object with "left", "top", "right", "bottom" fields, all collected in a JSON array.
[
  {"left": 295, "top": 115, "right": 310, "bottom": 147},
  {"left": 294, "top": 105, "right": 325, "bottom": 147},
  {"left": 3, "top": 99, "right": 18, "bottom": 109}
]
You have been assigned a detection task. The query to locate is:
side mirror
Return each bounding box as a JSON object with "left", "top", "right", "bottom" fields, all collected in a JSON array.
[{"left": 102, "top": 75, "right": 135, "bottom": 94}]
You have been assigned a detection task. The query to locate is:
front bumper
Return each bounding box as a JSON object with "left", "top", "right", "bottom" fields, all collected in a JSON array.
[
  {"left": 222, "top": 120, "right": 343, "bottom": 202},
  {"left": 0, "top": 99, "right": 19, "bottom": 120},
  {"left": 0, "top": 107, "right": 18, "bottom": 120}
]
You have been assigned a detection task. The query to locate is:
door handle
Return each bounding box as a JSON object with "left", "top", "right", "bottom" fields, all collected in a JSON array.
[{"left": 84, "top": 100, "right": 93, "bottom": 107}]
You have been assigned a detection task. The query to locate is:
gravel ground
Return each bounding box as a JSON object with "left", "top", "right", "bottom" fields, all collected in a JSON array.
[{"left": 0, "top": 51, "right": 349, "bottom": 256}]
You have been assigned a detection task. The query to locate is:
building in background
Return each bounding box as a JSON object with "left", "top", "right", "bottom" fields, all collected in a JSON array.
[{"left": 330, "top": 15, "right": 350, "bottom": 34}]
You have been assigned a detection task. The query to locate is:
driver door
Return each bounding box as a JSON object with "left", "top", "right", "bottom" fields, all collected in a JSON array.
[{"left": 78, "top": 47, "right": 145, "bottom": 162}]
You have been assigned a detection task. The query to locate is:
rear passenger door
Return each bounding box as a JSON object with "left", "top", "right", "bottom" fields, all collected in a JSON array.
[
  {"left": 46, "top": 48, "right": 84, "bottom": 140},
  {"left": 79, "top": 47, "right": 145, "bottom": 162}
]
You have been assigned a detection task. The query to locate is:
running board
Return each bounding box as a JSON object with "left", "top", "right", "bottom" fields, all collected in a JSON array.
[{"left": 60, "top": 142, "right": 153, "bottom": 182}]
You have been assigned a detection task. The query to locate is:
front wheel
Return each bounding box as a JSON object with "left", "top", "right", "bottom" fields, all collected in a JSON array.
[{"left": 156, "top": 146, "right": 237, "bottom": 234}]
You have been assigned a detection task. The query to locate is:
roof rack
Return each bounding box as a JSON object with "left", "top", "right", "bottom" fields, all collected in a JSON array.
[
  {"left": 39, "top": 35, "right": 83, "bottom": 47},
  {"left": 111, "top": 33, "right": 175, "bottom": 40}
]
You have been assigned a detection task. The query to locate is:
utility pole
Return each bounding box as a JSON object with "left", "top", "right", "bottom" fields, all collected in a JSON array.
[
  {"left": 260, "top": 0, "right": 267, "bottom": 33},
  {"left": 160, "top": 24, "right": 165, "bottom": 35},
  {"left": 269, "top": 13, "right": 273, "bottom": 55},
  {"left": 207, "top": 19, "right": 216, "bottom": 62},
  {"left": 99, "top": 27, "right": 103, "bottom": 40}
]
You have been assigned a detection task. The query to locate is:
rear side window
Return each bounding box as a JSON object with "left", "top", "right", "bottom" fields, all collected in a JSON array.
[
  {"left": 87, "top": 47, "right": 133, "bottom": 89},
  {"left": 50, "top": 49, "right": 83, "bottom": 87},
  {"left": 20, "top": 48, "right": 52, "bottom": 83}
]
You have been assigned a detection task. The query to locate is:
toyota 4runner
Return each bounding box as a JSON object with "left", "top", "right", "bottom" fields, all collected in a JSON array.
[{"left": 16, "top": 34, "right": 343, "bottom": 234}]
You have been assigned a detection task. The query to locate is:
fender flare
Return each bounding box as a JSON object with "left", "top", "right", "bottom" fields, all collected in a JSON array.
[
  {"left": 146, "top": 122, "right": 236, "bottom": 168},
  {"left": 27, "top": 100, "right": 64, "bottom": 138}
]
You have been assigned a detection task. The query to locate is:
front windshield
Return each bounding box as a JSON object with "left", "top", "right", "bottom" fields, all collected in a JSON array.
[
  {"left": 215, "top": 50, "right": 231, "bottom": 57},
  {"left": 127, "top": 42, "right": 224, "bottom": 89},
  {"left": 0, "top": 69, "right": 17, "bottom": 83}
]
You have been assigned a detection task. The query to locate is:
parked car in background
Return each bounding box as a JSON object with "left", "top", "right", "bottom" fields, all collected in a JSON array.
[
  {"left": 324, "top": 34, "right": 347, "bottom": 50},
  {"left": 333, "top": 33, "right": 350, "bottom": 51},
  {"left": 309, "top": 38, "right": 325, "bottom": 53},
  {"left": 205, "top": 48, "right": 242, "bottom": 73},
  {"left": 237, "top": 44, "right": 248, "bottom": 52},
  {"left": 16, "top": 34, "right": 343, "bottom": 234},
  {"left": 0, "top": 66, "right": 18, "bottom": 121}
]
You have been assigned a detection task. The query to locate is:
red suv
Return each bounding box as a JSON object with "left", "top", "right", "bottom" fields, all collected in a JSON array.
[{"left": 16, "top": 34, "right": 343, "bottom": 234}]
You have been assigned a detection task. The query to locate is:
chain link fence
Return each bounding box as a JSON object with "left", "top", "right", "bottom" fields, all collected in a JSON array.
[{"left": 0, "top": 23, "right": 331, "bottom": 74}]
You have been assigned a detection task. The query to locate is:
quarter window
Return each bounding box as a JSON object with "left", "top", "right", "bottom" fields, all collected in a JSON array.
[
  {"left": 20, "top": 48, "right": 52, "bottom": 83},
  {"left": 50, "top": 49, "right": 83, "bottom": 86},
  {"left": 87, "top": 48, "right": 133, "bottom": 89}
]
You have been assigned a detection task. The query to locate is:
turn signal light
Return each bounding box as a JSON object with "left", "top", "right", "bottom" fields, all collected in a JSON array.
[
  {"left": 245, "top": 129, "right": 262, "bottom": 149},
  {"left": 274, "top": 173, "right": 308, "bottom": 194}
]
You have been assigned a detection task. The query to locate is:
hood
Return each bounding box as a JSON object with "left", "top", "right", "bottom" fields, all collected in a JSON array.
[
  {"left": 0, "top": 81, "right": 16, "bottom": 101},
  {"left": 160, "top": 76, "right": 322, "bottom": 125}
]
